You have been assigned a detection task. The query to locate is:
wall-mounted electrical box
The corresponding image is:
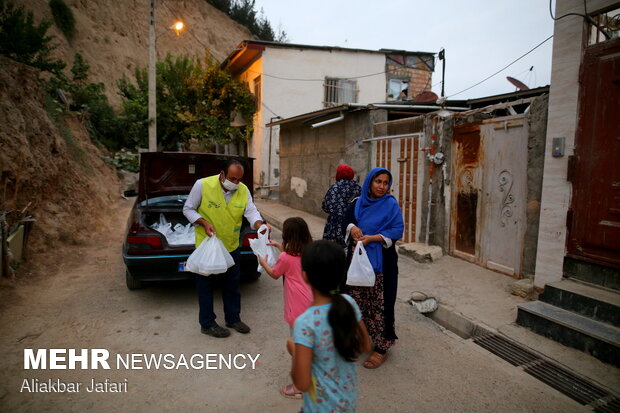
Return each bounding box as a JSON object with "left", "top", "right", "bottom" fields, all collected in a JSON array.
[{"left": 552, "top": 137, "right": 565, "bottom": 157}]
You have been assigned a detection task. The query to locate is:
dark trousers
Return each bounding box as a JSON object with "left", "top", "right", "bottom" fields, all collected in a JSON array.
[{"left": 194, "top": 248, "right": 241, "bottom": 328}]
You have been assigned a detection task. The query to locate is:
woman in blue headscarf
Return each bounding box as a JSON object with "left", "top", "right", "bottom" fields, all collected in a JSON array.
[{"left": 343, "top": 167, "right": 404, "bottom": 369}]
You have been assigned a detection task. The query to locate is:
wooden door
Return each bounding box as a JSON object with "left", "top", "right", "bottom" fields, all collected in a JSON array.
[{"left": 567, "top": 38, "right": 620, "bottom": 268}]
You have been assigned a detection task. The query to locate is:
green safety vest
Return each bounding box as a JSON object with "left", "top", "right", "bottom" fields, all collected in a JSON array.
[{"left": 195, "top": 175, "right": 248, "bottom": 252}]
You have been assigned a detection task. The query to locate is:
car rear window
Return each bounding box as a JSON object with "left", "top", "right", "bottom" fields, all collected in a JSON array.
[{"left": 139, "top": 195, "right": 188, "bottom": 208}]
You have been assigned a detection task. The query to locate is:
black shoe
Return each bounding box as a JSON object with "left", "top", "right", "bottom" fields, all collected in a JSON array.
[
  {"left": 225, "top": 321, "right": 251, "bottom": 334},
  {"left": 201, "top": 324, "right": 230, "bottom": 338}
]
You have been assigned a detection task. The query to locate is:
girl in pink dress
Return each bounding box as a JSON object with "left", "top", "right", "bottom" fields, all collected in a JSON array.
[{"left": 258, "top": 217, "right": 313, "bottom": 399}]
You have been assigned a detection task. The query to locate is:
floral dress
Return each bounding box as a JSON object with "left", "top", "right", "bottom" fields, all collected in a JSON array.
[
  {"left": 293, "top": 294, "right": 362, "bottom": 412},
  {"left": 321, "top": 180, "right": 361, "bottom": 247}
]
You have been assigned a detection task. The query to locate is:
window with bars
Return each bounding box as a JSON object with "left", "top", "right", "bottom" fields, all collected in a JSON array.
[
  {"left": 587, "top": 7, "right": 619, "bottom": 46},
  {"left": 323, "top": 78, "right": 358, "bottom": 107}
]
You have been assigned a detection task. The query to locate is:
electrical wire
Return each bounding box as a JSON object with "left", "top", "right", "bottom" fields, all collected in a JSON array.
[
  {"left": 261, "top": 101, "right": 282, "bottom": 118},
  {"left": 447, "top": 35, "right": 553, "bottom": 98}
]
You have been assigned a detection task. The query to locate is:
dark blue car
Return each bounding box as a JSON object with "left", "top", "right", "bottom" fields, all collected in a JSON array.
[{"left": 122, "top": 152, "right": 259, "bottom": 289}]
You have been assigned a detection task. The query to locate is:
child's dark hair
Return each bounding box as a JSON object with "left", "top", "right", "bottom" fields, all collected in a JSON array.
[
  {"left": 302, "top": 240, "right": 363, "bottom": 362},
  {"left": 282, "top": 217, "right": 312, "bottom": 256}
]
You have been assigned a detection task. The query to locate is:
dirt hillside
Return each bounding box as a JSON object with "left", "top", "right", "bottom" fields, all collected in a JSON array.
[
  {"left": 0, "top": 56, "right": 120, "bottom": 269},
  {"left": 13, "top": 0, "right": 253, "bottom": 107},
  {"left": 0, "top": 1, "right": 254, "bottom": 282}
]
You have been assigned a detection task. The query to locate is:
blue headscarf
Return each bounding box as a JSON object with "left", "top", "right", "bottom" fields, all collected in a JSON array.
[{"left": 354, "top": 167, "right": 404, "bottom": 273}]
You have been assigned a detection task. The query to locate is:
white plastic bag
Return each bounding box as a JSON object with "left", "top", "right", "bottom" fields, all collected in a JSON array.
[
  {"left": 150, "top": 214, "right": 195, "bottom": 245},
  {"left": 249, "top": 224, "right": 279, "bottom": 273},
  {"left": 186, "top": 235, "right": 234, "bottom": 276},
  {"left": 346, "top": 241, "right": 376, "bottom": 287}
]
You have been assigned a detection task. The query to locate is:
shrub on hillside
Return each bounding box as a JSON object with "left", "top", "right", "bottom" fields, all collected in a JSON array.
[
  {"left": 49, "top": 0, "right": 75, "bottom": 41},
  {"left": 67, "top": 53, "right": 122, "bottom": 148},
  {"left": 0, "top": 0, "right": 65, "bottom": 73}
]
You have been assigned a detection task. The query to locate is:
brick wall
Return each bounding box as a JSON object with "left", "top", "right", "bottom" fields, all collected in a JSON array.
[{"left": 386, "top": 63, "right": 433, "bottom": 101}]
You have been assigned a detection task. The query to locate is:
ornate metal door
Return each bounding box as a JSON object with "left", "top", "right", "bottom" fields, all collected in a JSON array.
[
  {"left": 450, "top": 117, "right": 527, "bottom": 276},
  {"left": 479, "top": 117, "right": 528, "bottom": 276}
]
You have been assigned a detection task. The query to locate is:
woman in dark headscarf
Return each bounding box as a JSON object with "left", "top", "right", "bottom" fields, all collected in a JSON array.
[
  {"left": 343, "top": 167, "right": 404, "bottom": 369},
  {"left": 321, "top": 164, "right": 361, "bottom": 247}
]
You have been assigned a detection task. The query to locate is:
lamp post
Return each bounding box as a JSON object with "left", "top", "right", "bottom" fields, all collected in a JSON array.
[
  {"left": 148, "top": 2, "right": 184, "bottom": 152},
  {"left": 148, "top": 0, "right": 157, "bottom": 152}
]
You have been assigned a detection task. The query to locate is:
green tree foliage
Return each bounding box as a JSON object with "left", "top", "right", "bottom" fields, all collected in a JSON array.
[
  {"left": 70, "top": 51, "right": 89, "bottom": 83},
  {"left": 65, "top": 53, "right": 120, "bottom": 148},
  {"left": 117, "top": 54, "right": 256, "bottom": 150},
  {"left": 48, "top": 0, "right": 75, "bottom": 41},
  {"left": 0, "top": 0, "right": 65, "bottom": 73},
  {"left": 205, "top": 0, "right": 286, "bottom": 42}
]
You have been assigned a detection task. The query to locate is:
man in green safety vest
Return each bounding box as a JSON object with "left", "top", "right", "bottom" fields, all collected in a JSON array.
[{"left": 183, "top": 159, "right": 269, "bottom": 338}]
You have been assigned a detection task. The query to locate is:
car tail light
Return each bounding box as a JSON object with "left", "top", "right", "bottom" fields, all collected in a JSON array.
[
  {"left": 126, "top": 235, "right": 163, "bottom": 250},
  {"left": 242, "top": 233, "right": 257, "bottom": 248}
]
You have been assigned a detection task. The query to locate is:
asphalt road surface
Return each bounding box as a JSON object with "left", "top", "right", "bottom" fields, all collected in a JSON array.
[{"left": 0, "top": 199, "right": 587, "bottom": 412}]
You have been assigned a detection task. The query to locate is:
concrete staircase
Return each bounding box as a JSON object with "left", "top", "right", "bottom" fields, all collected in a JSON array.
[{"left": 517, "top": 278, "right": 620, "bottom": 367}]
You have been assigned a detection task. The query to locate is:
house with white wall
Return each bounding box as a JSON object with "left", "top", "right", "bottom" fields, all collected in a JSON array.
[{"left": 221, "top": 40, "right": 435, "bottom": 197}]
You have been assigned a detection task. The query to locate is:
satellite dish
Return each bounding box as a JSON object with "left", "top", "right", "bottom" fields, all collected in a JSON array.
[
  {"left": 414, "top": 91, "right": 439, "bottom": 103},
  {"left": 507, "top": 76, "right": 529, "bottom": 91}
]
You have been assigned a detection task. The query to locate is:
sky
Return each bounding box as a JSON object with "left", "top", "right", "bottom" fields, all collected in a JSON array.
[{"left": 253, "top": 0, "right": 555, "bottom": 100}]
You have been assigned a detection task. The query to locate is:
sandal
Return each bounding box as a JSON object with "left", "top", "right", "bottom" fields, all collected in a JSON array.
[
  {"left": 280, "top": 383, "right": 302, "bottom": 399},
  {"left": 363, "top": 351, "right": 388, "bottom": 369}
]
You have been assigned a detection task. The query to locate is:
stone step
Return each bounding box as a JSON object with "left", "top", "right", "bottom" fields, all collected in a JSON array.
[
  {"left": 516, "top": 300, "right": 620, "bottom": 367},
  {"left": 540, "top": 279, "right": 620, "bottom": 328},
  {"left": 563, "top": 257, "right": 620, "bottom": 291},
  {"left": 398, "top": 242, "right": 443, "bottom": 263}
]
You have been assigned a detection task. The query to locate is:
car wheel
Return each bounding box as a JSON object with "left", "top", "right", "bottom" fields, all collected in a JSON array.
[{"left": 126, "top": 269, "right": 143, "bottom": 290}]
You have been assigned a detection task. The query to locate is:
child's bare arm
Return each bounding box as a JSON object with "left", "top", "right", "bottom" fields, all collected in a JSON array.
[
  {"left": 257, "top": 256, "right": 279, "bottom": 280},
  {"left": 290, "top": 343, "right": 313, "bottom": 392}
]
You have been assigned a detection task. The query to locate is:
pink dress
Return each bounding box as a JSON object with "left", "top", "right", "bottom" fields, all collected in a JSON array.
[{"left": 271, "top": 252, "right": 313, "bottom": 327}]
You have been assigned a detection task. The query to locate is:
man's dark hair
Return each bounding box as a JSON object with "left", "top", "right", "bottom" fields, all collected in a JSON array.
[{"left": 221, "top": 159, "right": 245, "bottom": 175}]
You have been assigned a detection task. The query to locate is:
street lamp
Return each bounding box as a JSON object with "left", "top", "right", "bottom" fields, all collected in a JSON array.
[{"left": 148, "top": 1, "right": 184, "bottom": 152}]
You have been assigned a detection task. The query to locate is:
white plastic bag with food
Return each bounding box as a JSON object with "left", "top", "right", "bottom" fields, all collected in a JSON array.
[
  {"left": 249, "top": 224, "right": 279, "bottom": 273},
  {"left": 346, "top": 241, "right": 376, "bottom": 287},
  {"left": 186, "top": 235, "right": 234, "bottom": 276}
]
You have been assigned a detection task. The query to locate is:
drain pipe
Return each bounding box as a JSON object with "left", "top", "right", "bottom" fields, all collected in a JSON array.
[
  {"left": 420, "top": 125, "right": 439, "bottom": 245},
  {"left": 267, "top": 116, "right": 281, "bottom": 196},
  {"left": 426, "top": 178, "right": 432, "bottom": 245}
]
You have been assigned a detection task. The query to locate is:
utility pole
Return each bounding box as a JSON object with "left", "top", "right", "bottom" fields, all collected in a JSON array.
[
  {"left": 148, "top": 0, "right": 157, "bottom": 152},
  {"left": 439, "top": 48, "right": 446, "bottom": 98}
]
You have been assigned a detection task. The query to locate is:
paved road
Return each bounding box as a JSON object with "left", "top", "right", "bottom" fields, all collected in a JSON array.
[{"left": 0, "top": 199, "right": 587, "bottom": 412}]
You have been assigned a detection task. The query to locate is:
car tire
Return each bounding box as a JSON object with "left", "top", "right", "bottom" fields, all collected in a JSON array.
[{"left": 126, "top": 269, "right": 143, "bottom": 290}]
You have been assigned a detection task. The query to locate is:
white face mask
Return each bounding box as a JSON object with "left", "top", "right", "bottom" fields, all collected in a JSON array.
[{"left": 221, "top": 177, "right": 238, "bottom": 191}]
